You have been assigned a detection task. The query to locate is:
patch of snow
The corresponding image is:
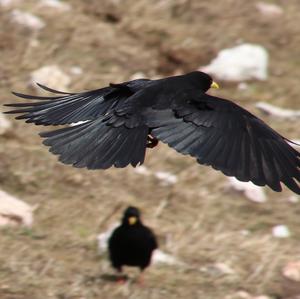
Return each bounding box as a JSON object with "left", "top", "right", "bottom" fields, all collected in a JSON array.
[{"left": 201, "top": 44, "right": 268, "bottom": 81}]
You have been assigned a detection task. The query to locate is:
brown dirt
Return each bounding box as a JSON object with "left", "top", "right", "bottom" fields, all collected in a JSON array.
[{"left": 0, "top": 1, "right": 300, "bottom": 299}]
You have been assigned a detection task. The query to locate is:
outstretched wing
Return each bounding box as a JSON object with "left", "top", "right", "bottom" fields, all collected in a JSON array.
[
  {"left": 145, "top": 92, "right": 300, "bottom": 194},
  {"left": 4, "top": 80, "right": 151, "bottom": 169},
  {"left": 4, "top": 79, "right": 150, "bottom": 125},
  {"left": 40, "top": 117, "right": 149, "bottom": 169}
]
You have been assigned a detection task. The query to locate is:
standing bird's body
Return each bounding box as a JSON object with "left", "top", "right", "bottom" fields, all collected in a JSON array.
[
  {"left": 108, "top": 206, "right": 157, "bottom": 283},
  {"left": 4, "top": 71, "right": 300, "bottom": 194}
]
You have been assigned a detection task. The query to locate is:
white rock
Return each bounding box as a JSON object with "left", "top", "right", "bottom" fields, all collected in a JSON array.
[
  {"left": 0, "top": 113, "right": 12, "bottom": 135},
  {"left": 69, "top": 66, "right": 83, "bottom": 76},
  {"left": 0, "top": 190, "right": 33, "bottom": 227},
  {"left": 134, "top": 165, "right": 152, "bottom": 176},
  {"left": 237, "top": 82, "right": 249, "bottom": 91},
  {"left": 282, "top": 261, "right": 300, "bottom": 282},
  {"left": 228, "top": 177, "right": 267, "bottom": 203},
  {"left": 272, "top": 224, "right": 291, "bottom": 238},
  {"left": 154, "top": 171, "right": 178, "bottom": 186},
  {"left": 256, "top": 102, "right": 300, "bottom": 120},
  {"left": 201, "top": 44, "right": 268, "bottom": 81},
  {"left": 97, "top": 223, "right": 119, "bottom": 253},
  {"left": 255, "top": 2, "right": 283, "bottom": 17},
  {"left": 30, "top": 65, "right": 71, "bottom": 91},
  {"left": 11, "top": 10, "right": 45, "bottom": 31},
  {"left": 38, "top": 0, "right": 71, "bottom": 11},
  {"left": 152, "top": 249, "right": 183, "bottom": 266},
  {"left": 203, "top": 262, "right": 235, "bottom": 276},
  {"left": 288, "top": 196, "right": 299, "bottom": 204},
  {"left": 0, "top": 0, "right": 19, "bottom": 7},
  {"left": 225, "top": 292, "right": 271, "bottom": 299}
]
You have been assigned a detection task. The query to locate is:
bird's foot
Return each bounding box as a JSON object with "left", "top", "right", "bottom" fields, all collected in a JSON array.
[
  {"left": 147, "top": 135, "right": 159, "bottom": 148},
  {"left": 117, "top": 277, "right": 126, "bottom": 284}
]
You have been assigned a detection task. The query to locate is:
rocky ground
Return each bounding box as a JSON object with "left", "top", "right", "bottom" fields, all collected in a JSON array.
[{"left": 0, "top": 1, "right": 300, "bottom": 299}]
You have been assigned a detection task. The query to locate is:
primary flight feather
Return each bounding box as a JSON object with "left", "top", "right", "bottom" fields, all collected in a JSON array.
[{"left": 4, "top": 71, "right": 300, "bottom": 194}]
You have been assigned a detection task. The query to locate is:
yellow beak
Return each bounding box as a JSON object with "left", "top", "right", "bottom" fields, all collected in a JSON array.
[
  {"left": 211, "top": 81, "right": 220, "bottom": 89},
  {"left": 128, "top": 216, "right": 137, "bottom": 225}
]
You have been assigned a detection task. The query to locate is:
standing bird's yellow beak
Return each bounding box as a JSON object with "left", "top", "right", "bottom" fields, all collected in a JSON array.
[
  {"left": 211, "top": 81, "right": 220, "bottom": 89},
  {"left": 128, "top": 216, "right": 137, "bottom": 225}
]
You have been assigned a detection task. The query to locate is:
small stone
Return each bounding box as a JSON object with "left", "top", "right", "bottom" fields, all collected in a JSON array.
[
  {"left": 201, "top": 44, "right": 268, "bottom": 81},
  {"left": 69, "top": 66, "right": 83, "bottom": 76},
  {"left": 288, "top": 196, "right": 299, "bottom": 204},
  {"left": 152, "top": 249, "right": 184, "bottom": 266},
  {"left": 202, "top": 262, "right": 235, "bottom": 276},
  {"left": 256, "top": 2, "right": 283, "bottom": 17},
  {"left": 38, "top": 0, "right": 71, "bottom": 11},
  {"left": 0, "top": 113, "right": 12, "bottom": 135},
  {"left": 237, "top": 82, "right": 249, "bottom": 91},
  {"left": 30, "top": 65, "right": 71, "bottom": 91},
  {"left": 155, "top": 171, "right": 178, "bottom": 186},
  {"left": 11, "top": 10, "right": 45, "bottom": 31},
  {"left": 282, "top": 261, "right": 300, "bottom": 282},
  {"left": 134, "top": 165, "right": 151, "bottom": 176},
  {"left": 272, "top": 225, "right": 291, "bottom": 238}
]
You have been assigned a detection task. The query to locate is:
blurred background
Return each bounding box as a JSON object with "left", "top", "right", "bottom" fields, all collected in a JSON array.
[{"left": 0, "top": 1, "right": 300, "bottom": 298}]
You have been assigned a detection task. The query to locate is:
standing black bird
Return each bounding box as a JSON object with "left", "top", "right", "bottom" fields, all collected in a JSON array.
[
  {"left": 4, "top": 71, "right": 300, "bottom": 194},
  {"left": 108, "top": 206, "right": 158, "bottom": 283}
]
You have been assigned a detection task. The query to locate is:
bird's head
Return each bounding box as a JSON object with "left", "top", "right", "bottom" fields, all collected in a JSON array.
[
  {"left": 186, "top": 71, "right": 219, "bottom": 92},
  {"left": 122, "top": 206, "right": 141, "bottom": 226}
]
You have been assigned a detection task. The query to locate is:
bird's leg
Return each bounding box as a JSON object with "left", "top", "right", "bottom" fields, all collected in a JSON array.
[
  {"left": 137, "top": 271, "right": 145, "bottom": 286},
  {"left": 147, "top": 135, "right": 159, "bottom": 148},
  {"left": 116, "top": 267, "right": 126, "bottom": 284}
]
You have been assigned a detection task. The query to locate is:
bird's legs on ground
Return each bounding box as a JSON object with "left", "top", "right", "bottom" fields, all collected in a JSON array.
[{"left": 147, "top": 135, "right": 159, "bottom": 148}]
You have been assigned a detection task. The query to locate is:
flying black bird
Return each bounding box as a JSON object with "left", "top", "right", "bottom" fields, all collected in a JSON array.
[
  {"left": 108, "top": 206, "right": 158, "bottom": 283},
  {"left": 4, "top": 71, "right": 300, "bottom": 194}
]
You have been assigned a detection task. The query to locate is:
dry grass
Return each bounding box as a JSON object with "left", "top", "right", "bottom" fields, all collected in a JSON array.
[{"left": 0, "top": 1, "right": 300, "bottom": 298}]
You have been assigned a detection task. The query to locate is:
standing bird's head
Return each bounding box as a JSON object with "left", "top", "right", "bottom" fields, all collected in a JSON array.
[
  {"left": 185, "top": 71, "right": 219, "bottom": 92},
  {"left": 122, "top": 206, "right": 141, "bottom": 226}
]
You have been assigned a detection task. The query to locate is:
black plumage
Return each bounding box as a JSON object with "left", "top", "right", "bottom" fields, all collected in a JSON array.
[
  {"left": 108, "top": 206, "right": 157, "bottom": 281},
  {"left": 4, "top": 71, "right": 300, "bottom": 194}
]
